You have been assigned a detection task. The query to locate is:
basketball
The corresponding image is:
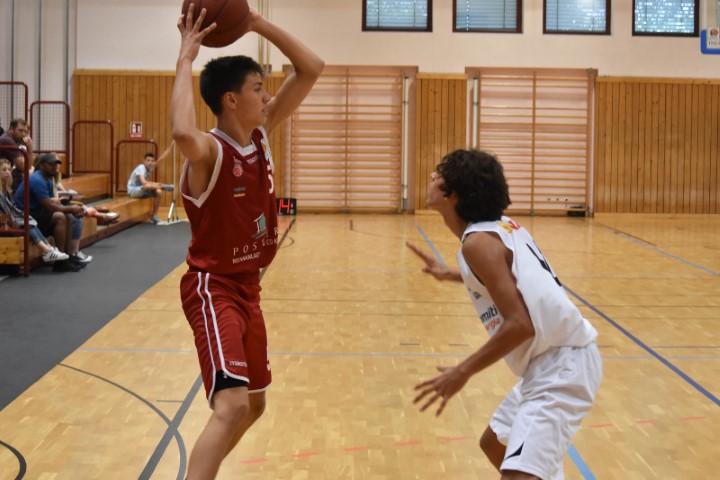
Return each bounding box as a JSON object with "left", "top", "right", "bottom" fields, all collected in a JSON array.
[{"left": 181, "top": 0, "right": 250, "bottom": 48}]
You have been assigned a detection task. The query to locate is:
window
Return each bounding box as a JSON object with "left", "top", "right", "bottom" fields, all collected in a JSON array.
[
  {"left": 633, "top": 0, "right": 699, "bottom": 36},
  {"left": 544, "top": 0, "right": 610, "bottom": 34},
  {"left": 363, "top": 0, "right": 432, "bottom": 31},
  {"left": 454, "top": 0, "right": 522, "bottom": 33}
]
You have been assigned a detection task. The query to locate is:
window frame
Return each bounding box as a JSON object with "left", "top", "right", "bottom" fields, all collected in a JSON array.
[
  {"left": 362, "top": 0, "right": 433, "bottom": 32},
  {"left": 452, "top": 0, "right": 523, "bottom": 34},
  {"left": 632, "top": 0, "right": 699, "bottom": 37},
  {"left": 543, "top": 0, "right": 611, "bottom": 35}
]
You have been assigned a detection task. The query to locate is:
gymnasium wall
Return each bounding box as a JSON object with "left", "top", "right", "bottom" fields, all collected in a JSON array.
[{"left": 595, "top": 78, "right": 720, "bottom": 214}]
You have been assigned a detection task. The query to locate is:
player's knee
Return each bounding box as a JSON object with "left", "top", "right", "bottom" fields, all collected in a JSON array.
[
  {"left": 213, "top": 393, "right": 250, "bottom": 427},
  {"left": 247, "top": 398, "right": 266, "bottom": 422}
]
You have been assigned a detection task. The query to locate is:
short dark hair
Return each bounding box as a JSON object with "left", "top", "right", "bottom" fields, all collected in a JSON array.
[
  {"left": 200, "top": 56, "right": 264, "bottom": 115},
  {"left": 9, "top": 118, "right": 27, "bottom": 129},
  {"left": 144, "top": 152, "right": 155, "bottom": 159},
  {"left": 436, "top": 149, "right": 511, "bottom": 223}
]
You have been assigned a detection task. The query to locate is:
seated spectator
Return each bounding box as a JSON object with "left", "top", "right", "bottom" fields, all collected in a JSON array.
[
  {"left": 0, "top": 158, "right": 69, "bottom": 264},
  {"left": 53, "top": 170, "right": 120, "bottom": 225},
  {"left": 0, "top": 118, "right": 34, "bottom": 191},
  {"left": 13, "top": 153, "right": 89, "bottom": 272},
  {"left": 127, "top": 148, "right": 174, "bottom": 224}
]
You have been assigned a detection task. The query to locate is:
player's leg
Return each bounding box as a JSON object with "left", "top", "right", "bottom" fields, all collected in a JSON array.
[
  {"left": 500, "top": 344, "right": 602, "bottom": 480},
  {"left": 186, "top": 386, "right": 251, "bottom": 480},
  {"left": 224, "top": 390, "right": 266, "bottom": 457},
  {"left": 483, "top": 382, "right": 522, "bottom": 472},
  {"left": 224, "top": 282, "right": 271, "bottom": 456},
  {"left": 480, "top": 426, "right": 506, "bottom": 471}
]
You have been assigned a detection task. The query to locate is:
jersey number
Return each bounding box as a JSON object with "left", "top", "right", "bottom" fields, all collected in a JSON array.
[{"left": 526, "top": 243, "right": 562, "bottom": 286}]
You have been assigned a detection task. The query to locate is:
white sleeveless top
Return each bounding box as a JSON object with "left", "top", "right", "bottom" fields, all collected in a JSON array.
[{"left": 457, "top": 216, "right": 597, "bottom": 377}]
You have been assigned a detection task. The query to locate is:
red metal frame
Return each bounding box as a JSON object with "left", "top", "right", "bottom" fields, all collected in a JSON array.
[
  {"left": 0, "top": 81, "right": 29, "bottom": 122},
  {"left": 0, "top": 146, "right": 31, "bottom": 276},
  {"left": 29, "top": 101, "right": 71, "bottom": 176}
]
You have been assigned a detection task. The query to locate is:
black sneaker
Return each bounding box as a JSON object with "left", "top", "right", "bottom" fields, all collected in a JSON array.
[
  {"left": 53, "top": 260, "right": 83, "bottom": 272},
  {"left": 67, "top": 256, "right": 87, "bottom": 269}
]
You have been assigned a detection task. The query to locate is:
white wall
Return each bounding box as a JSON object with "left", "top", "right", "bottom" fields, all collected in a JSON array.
[
  {"left": 2, "top": 0, "right": 718, "bottom": 111},
  {"left": 73, "top": 0, "right": 719, "bottom": 78}
]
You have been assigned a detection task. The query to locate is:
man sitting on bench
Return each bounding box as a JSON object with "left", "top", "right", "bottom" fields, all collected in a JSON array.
[
  {"left": 127, "top": 149, "right": 174, "bottom": 225},
  {"left": 13, "top": 153, "right": 89, "bottom": 272}
]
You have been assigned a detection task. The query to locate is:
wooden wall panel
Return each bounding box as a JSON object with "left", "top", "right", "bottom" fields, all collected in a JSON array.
[
  {"left": 72, "top": 70, "right": 287, "bottom": 202},
  {"left": 596, "top": 78, "right": 720, "bottom": 214},
  {"left": 414, "top": 74, "right": 467, "bottom": 211}
]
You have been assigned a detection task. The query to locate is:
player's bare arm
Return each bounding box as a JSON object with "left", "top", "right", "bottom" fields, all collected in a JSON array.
[
  {"left": 247, "top": 13, "right": 324, "bottom": 135},
  {"left": 414, "top": 232, "right": 535, "bottom": 416},
  {"left": 406, "top": 241, "right": 463, "bottom": 282},
  {"left": 171, "top": 4, "right": 218, "bottom": 197}
]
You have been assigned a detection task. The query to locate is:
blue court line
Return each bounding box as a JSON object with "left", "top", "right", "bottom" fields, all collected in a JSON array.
[
  {"left": 564, "top": 286, "right": 720, "bottom": 407},
  {"left": 568, "top": 446, "right": 596, "bottom": 480},
  {"left": 414, "top": 223, "right": 597, "bottom": 480},
  {"left": 602, "top": 225, "right": 719, "bottom": 276}
]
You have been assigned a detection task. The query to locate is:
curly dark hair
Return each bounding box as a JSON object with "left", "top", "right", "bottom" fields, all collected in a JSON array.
[
  {"left": 436, "top": 149, "right": 511, "bottom": 222},
  {"left": 200, "top": 56, "right": 264, "bottom": 115}
]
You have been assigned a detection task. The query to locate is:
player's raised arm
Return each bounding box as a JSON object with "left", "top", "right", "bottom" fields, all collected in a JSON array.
[
  {"left": 171, "top": 4, "right": 217, "bottom": 166},
  {"left": 246, "top": 13, "right": 324, "bottom": 135}
]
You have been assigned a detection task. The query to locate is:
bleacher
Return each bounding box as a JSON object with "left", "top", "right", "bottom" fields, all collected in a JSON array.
[{"left": 0, "top": 172, "right": 154, "bottom": 274}]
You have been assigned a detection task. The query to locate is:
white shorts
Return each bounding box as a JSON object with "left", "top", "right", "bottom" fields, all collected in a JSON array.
[{"left": 490, "top": 342, "right": 602, "bottom": 480}]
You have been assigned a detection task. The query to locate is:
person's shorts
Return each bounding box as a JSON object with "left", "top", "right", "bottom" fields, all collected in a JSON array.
[
  {"left": 490, "top": 342, "right": 602, "bottom": 480},
  {"left": 29, "top": 209, "right": 56, "bottom": 238},
  {"left": 180, "top": 270, "right": 271, "bottom": 408},
  {"left": 128, "top": 186, "right": 154, "bottom": 198}
]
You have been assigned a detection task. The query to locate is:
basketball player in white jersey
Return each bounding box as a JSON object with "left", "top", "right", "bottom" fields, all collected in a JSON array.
[{"left": 408, "top": 149, "right": 602, "bottom": 480}]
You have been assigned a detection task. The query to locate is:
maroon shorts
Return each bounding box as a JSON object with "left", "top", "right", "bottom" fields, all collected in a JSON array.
[{"left": 180, "top": 270, "right": 271, "bottom": 406}]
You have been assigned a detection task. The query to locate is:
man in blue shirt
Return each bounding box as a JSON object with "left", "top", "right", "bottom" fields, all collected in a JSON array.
[{"left": 14, "top": 153, "right": 86, "bottom": 272}]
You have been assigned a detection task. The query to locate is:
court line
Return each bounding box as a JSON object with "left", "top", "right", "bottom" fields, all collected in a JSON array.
[
  {"left": 58, "top": 364, "right": 188, "bottom": 480},
  {"left": 600, "top": 224, "right": 719, "bottom": 276},
  {"left": 414, "top": 224, "right": 597, "bottom": 479},
  {"left": 0, "top": 439, "right": 27, "bottom": 480},
  {"left": 563, "top": 286, "right": 720, "bottom": 407},
  {"left": 140, "top": 218, "right": 297, "bottom": 479},
  {"left": 78, "top": 347, "right": 720, "bottom": 361}
]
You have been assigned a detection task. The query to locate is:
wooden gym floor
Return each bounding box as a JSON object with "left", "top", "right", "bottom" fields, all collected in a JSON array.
[{"left": 0, "top": 213, "right": 718, "bottom": 479}]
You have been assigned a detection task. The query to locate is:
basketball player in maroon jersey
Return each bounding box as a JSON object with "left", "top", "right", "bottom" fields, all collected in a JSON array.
[{"left": 171, "top": 5, "right": 323, "bottom": 479}]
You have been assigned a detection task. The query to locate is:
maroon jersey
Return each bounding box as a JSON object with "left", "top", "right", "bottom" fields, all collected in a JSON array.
[{"left": 180, "top": 127, "right": 278, "bottom": 275}]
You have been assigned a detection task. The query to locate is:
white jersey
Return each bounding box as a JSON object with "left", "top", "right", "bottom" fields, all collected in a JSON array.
[{"left": 458, "top": 216, "right": 598, "bottom": 377}]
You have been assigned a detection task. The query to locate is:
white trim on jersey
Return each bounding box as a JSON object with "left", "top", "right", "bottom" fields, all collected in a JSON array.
[
  {"left": 195, "top": 272, "right": 218, "bottom": 404},
  {"left": 179, "top": 137, "right": 225, "bottom": 209},
  {"left": 248, "top": 383, "right": 272, "bottom": 394},
  {"left": 196, "top": 272, "right": 251, "bottom": 407}
]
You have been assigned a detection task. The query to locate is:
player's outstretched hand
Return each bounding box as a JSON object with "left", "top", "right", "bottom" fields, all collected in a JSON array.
[
  {"left": 177, "top": 4, "right": 217, "bottom": 62},
  {"left": 413, "top": 366, "right": 469, "bottom": 417},
  {"left": 406, "top": 241, "right": 453, "bottom": 281}
]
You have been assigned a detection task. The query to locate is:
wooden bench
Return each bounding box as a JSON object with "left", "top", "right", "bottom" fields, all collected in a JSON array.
[
  {"left": 61, "top": 173, "right": 111, "bottom": 202},
  {"left": 0, "top": 194, "right": 153, "bottom": 274}
]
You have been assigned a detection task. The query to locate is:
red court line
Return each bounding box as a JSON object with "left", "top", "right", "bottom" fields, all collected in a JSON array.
[
  {"left": 588, "top": 423, "right": 615, "bottom": 429},
  {"left": 635, "top": 419, "right": 661, "bottom": 424},
  {"left": 343, "top": 446, "right": 370, "bottom": 452},
  {"left": 291, "top": 452, "right": 321, "bottom": 458}
]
